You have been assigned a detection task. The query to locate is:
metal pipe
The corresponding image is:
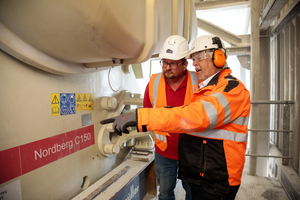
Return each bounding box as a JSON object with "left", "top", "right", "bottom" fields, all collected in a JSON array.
[
  {"left": 249, "top": 129, "right": 293, "bottom": 132},
  {"left": 245, "top": 154, "right": 293, "bottom": 159},
  {"left": 251, "top": 100, "right": 295, "bottom": 104}
]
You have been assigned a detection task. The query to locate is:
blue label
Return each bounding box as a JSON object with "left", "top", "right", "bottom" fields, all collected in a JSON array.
[{"left": 60, "top": 93, "right": 76, "bottom": 115}]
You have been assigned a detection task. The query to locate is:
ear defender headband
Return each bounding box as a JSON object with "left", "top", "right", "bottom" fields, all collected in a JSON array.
[{"left": 212, "top": 37, "right": 226, "bottom": 68}]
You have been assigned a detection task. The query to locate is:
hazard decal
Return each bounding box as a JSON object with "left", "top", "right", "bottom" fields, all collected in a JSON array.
[
  {"left": 51, "top": 93, "right": 94, "bottom": 116},
  {"left": 51, "top": 94, "right": 60, "bottom": 116}
]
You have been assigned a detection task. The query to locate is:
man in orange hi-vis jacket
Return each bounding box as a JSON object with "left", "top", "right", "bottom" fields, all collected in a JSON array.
[{"left": 101, "top": 35, "right": 251, "bottom": 200}]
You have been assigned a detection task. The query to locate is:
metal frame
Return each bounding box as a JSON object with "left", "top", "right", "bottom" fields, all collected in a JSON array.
[{"left": 249, "top": 100, "right": 294, "bottom": 166}]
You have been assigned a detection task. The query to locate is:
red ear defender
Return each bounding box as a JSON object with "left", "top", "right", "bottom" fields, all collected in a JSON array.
[{"left": 212, "top": 49, "right": 226, "bottom": 68}]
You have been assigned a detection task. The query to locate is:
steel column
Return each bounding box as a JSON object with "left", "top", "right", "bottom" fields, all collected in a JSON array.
[{"left": 249, "top": 0, "right": 260, "bottom": 176}]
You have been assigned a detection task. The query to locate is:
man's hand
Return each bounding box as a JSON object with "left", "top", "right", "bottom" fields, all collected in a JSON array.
[{"left": 100, "top": 111, "right": 137, "bottom": 136}]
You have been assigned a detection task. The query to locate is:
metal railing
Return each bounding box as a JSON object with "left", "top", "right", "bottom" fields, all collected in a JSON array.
[{"left": 246, "top": 100, "right": 294, "bottom": 165}]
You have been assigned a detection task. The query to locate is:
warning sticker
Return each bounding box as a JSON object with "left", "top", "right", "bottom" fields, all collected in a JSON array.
[
  {"left": 76, "top": 93, "right": 82, "bottom": 111},
  {"left": 81, "top": 94, "right": 88, "bottom": 111},
  {"left": 51, "top": 93, "right": 93, "bottom": 116},
  {"left": 51, "top": 94, "right": 60, "bottom": 116},
  {"left": 87, "top": 94, "right": 94, "bottom": 110}
]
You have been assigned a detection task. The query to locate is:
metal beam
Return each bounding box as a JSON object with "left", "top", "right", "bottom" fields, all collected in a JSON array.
[
  {"left": 196, "top": 19, "right": 251, "bottom": 58},
  {"left": 259, "top": 0, "right": 289, "bottom": 32},
  {"left": 237, "top": 55, "right": 250, "bottom": 70},
  {"left": 249, "top": 0, "right": 260, "bottom": 176},
  {"left": 194, "top": 0, "right": 249, "bottom": 10},
  {"left": 131, "top": 64, "right": 144, "bottom": 79},
  {"left": 271, "top": 0, "right": 300, "bottom": 38},
  {"left": 226, "top": 45, "right": 250, "bottom": 55},
  {"left": 197, "top": 18, "right": 242, "bottom": 46},
  {"left": 225, "top": 34, "right": 250, "bottom": 58}
]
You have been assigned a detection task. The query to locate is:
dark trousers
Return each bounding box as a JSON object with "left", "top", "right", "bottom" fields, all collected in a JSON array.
[{"left": 188, "top": 183, "right": 238, "bottom": 200}]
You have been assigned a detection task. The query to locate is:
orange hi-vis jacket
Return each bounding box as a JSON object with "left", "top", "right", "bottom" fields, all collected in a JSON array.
[
  {"left": 148, "top": 71, "right": 198, "bottom": 152},
  {"left": 137, "top": 68, "right": 251, "bottom": 197}
]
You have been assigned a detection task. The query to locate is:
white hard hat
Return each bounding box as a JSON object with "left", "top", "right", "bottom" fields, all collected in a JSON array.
[
  {"left": 159, "top": 35, "right": 190, "bottom": 60},
  {"left": 188, "top": 35, "right": 226, "bottom": 59}
]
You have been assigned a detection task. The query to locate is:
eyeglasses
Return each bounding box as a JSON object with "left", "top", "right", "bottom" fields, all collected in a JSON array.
[
  {"left": 160, "top": 60, "right": 183, "bottom": 69},
  {"left": 192, "top": 50, "right": 211, "bottom": 61}
]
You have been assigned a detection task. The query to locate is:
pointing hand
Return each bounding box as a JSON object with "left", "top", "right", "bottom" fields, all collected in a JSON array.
[{"left": 100, "top": 111, "right": 137, "bottom": 136}]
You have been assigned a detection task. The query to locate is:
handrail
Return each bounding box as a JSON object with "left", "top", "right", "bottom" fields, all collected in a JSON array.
[
  {"left": 245, "top": 154, "right": 293, "bottom": 159},
  {"left": 251, "top": 100, "right": 294, "bottom": 104},
  {"left": 248, "top": 129, "right": 293, "bottom": 132},
  {"left": 249, "top": 100, "right": 294, "bottom": 167}
]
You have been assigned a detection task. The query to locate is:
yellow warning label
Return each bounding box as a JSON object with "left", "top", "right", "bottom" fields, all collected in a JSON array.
[
  {"left": 76, "top": 93, "right": 82, "bottom": 111},
  {"left": 51, "top": 93, "right": 60, "bottom": 116},
  {"left": 81, "top": 94, "right": 88, "bottom": 110},
  {"left": 87, "top": 94, "right": 94, "bottom": 110}
]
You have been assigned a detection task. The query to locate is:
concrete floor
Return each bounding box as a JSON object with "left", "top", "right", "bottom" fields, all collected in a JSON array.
[
  {"left": 144, "top": 175, "right": 290, "bottom": 200},
  {"left": 143, "top": 157, "right": 290, "bottom": 200},
  {"left": 236, "top": 174, "right": 289, "bottom": 200},
  {"left": 236, "top": 155, "right": 290, "bottom": 200},
  {"left": 176, "top": 175, "right": 290, "bottom": 200}
]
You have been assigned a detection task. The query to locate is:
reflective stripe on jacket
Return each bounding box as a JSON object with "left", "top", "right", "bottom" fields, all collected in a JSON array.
[
  {"left": 148, "top": 71, "right": 198, "bottom": 152},
  {"left": 137, "top": 68, "right": 251, "bottom": 189}
]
